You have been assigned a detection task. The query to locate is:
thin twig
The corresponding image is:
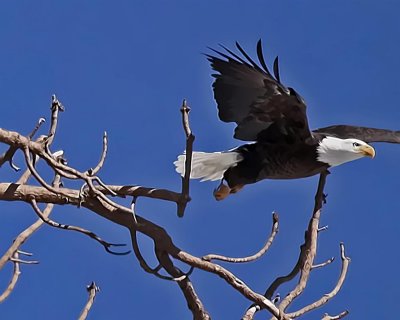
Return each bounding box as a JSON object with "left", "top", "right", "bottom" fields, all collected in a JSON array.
[
  {"left": 322, "top": 310, "right": 349, "bottom": 320},
  {"left": 52, "top": 165, "right": 80, "bottom": 180},
  {"left": 318, "top": 225, "right": 329, "bottom": 232},
  {"left": 0, "top": 118, "right": 45, "bottom": 171},
  {"left": 45, "top": 94, "right": 64, "bottom": 146},
  {"left": 130, "top": 227, "right": 192, "bottom": 281},
  {"left": 78, "top": 282, "right": 100, "bottom": 320},
  {"left": 97, "top": 185, "right": 182, "bottom": 203},
  {"left": 28, "top": 118, "right": 46, "bottom": 139},
  {"left": 266, "top": 245, "right": 304, "bottom": 299},
  {"left": 9, "top": 257, "right": 39, "bottom": 265},
  {"left": 23, "top": 147, "right": 76, "bottom": 200},
  {"left": 312, "top": 257, "right": 335, "bottom": 270},
  {"left": 242, "top": 244, "right": 305, "bottom": 320},
  {"left": 30, "top": 198, "right": 130, "bottom": 255},
  {"left": 85, "top": 177, "right": 132, "bottom": 216},
  {"left": 17, "top": 250, "right": 33, "bottom": 256},
  {"left": 0, "top": 173, "right": 59, "bottom": 271},
  {"left": 0, "top": 145, "right": 20, "bottom": 171},
  {"left": 25, "top": 144, "right": 121, "bottom": 216},
  {"left": 92, "top": 176, "right": 116, "bottom": 196},
  {"left": 287, "top": 243, "right": 350, "bottom": 318},
  {"left": 177, "top": 99, "right": 195, "bottom": 217},
  {"left": 90, "top": 131, "right": 108, "bottom": 176},
  {"left": 0, "top": 252, "right": 21, "bottom": 303},
  {"left": 171, "top": 248, "right": 287, "bottom": 319},
  {"left": 203, "top": 212, "right": 279, "bottom": 263}
]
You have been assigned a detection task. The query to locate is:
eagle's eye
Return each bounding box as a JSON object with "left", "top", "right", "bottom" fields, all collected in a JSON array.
[{"left": 352, "top": 142, "right": 361, "bottom": 147}]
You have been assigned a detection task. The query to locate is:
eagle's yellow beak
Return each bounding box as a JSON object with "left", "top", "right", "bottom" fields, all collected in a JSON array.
[{"left": 359, "top": 144, "right": 375, "bottom": 158}]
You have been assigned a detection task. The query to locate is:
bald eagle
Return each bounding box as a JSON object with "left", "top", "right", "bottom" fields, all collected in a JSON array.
[{"left": 174, "top": 40, "right": 400, "bottom": 200}]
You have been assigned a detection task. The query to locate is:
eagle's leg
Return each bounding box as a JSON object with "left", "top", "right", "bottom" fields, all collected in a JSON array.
[{"left": 213, "top": 180, "right": 231, "bottom": 201}]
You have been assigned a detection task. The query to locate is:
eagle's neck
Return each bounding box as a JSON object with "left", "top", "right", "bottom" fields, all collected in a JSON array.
[{"left": 316, "top": 136, "right": 364, "bottom": 167}]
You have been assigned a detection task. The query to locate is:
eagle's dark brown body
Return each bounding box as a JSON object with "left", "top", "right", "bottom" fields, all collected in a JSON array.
[{"left": 224, "top": 140, "right": 328, "bottom": 187}]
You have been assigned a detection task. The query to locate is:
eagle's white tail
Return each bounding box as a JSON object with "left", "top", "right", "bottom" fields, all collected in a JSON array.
[{"left": 174, "top": 151, "right": 243, "bottom": 182}]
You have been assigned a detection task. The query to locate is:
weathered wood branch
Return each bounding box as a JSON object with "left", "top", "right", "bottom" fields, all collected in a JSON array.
[
  {"left": 78, "top": 282, "right": 100, "bottom": 320},
  {"left": 202, "top": 212, "right": 279, "bottom": 263},
  {"left": 0, "top": 98, "right": 350, "bottom": 319}
]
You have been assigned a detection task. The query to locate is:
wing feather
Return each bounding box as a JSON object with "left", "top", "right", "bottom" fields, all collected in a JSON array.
[
  {"left": 313, "top": 125, "right": 400, "bottom": 143},
  {"left": 207, "top": 41, "right": 311, "bottom": 142},
  {"left": 256, "top": 39, "right": 273, "bottom": 76},
  {"left": 273, "top": 56, "right": 281, "bottom": 84}
]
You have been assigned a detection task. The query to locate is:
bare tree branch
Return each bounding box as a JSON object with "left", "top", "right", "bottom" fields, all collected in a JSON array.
[
  {"left": 78, "top": 282, "right": 100, "bottom": 320},
  {"left": 90, "top": 131, "right": 108, "bottom": 176},
  {"left": 29, "top": 198, "right": 129, "bottom": 255},
  {"left": 287, "top": 243, "right": 350, "bottom": 318},
  {"left": 9, "top": 257, "right": 38, "bottom": 265},
  {"left": 0, "top": 182, "right": 183, "bottom": 205},
  {"left": 243, "top": 171, "right": 330, "bottom": 320},
  {"left": 312, "top": 257, "right": 335, "bottom": 270},
  {"left": 45, "top": 94, "right": 64, "bottom": 146},
  {"left": 177, "top": 99, "right": 195, "bottom": 217},
  {"left": 130, "top": 228, "right": 179, "bottom": 280},
  {"left": 0, "top": 252, "right": 21, "bottom": 303},
  {"left": 322, "top": 310, "right": 349, "bottom": 320},
  {"left": 202, "top": 212, "right": 279, "bottom": 263},
  {"left": 276, "top": 171, "right": 329, "bottom": 315},
  {"left": 28, "top": 118, "right": 46, "bottom": 139},
  {"left": 0, "top": 117, "right": 45, "bottom": 171},
  {"left": 170, "top": 248, "right": 286, "bottom": 319},
  {"left": 0, "top": 166, "right": 58, "bottom": 272},
  {"left": 0, "top": 99, "right": 351, "bottom": 319}
]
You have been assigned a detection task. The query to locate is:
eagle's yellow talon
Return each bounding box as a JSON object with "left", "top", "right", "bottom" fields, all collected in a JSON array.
[{"left": 213, "top": 184, "right": 231, "bottom": 201}]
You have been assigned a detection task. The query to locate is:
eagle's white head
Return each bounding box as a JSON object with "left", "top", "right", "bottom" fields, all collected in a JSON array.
[{"left": 317, "top": 136, "right": 375, "bottom": 167}]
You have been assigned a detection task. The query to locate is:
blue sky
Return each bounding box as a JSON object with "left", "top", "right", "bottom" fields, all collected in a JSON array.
[{"left": 0, "top": 1, "right": 399, "bottom": 319}]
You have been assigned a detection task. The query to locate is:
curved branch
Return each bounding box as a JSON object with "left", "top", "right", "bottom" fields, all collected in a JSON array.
[
  {"left": 287, "top": 243, "right": 350, "bottom": 318},
  {"left": 245, "top": 171, "right": 330, "bottom": 320},
  {"left": 155, "top": 247, "right": 210, "bottom": 320},
  {"left": 0, "top": 252, "right": 21, "bottom": 302},
  {"left": 30, "top": 198, "right": 130, "bottom": 255},
  {"left": 203, "top": 212, "right": 279, "bottom": 263},
  {"left": 90, "top": 131, "right": 108, "bottom": 176},
  {"left": 0, "top": 118, "right": 45, "bottom": 172},
  {"left": 0, "top": 171, "right": 58, "bottom": 271},
  {"left": 130, "top": 229, "right": 182, "bottom": 281},
  {"left": 23, "top": 147, "right": 76, "bottom": 200}
]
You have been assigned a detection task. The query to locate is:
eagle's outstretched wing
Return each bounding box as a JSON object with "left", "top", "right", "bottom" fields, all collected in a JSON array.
[
  {"left": 207, "top": 40, "right": 312, "bottom": 143},
  {"left": 313, "top": 125, "right": 400, "bottom": 143}
]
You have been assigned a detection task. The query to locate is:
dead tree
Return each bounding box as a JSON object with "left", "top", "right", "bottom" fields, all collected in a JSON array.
[{"left": 0, "top": 96, "right": 349, "bottom": 319}]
